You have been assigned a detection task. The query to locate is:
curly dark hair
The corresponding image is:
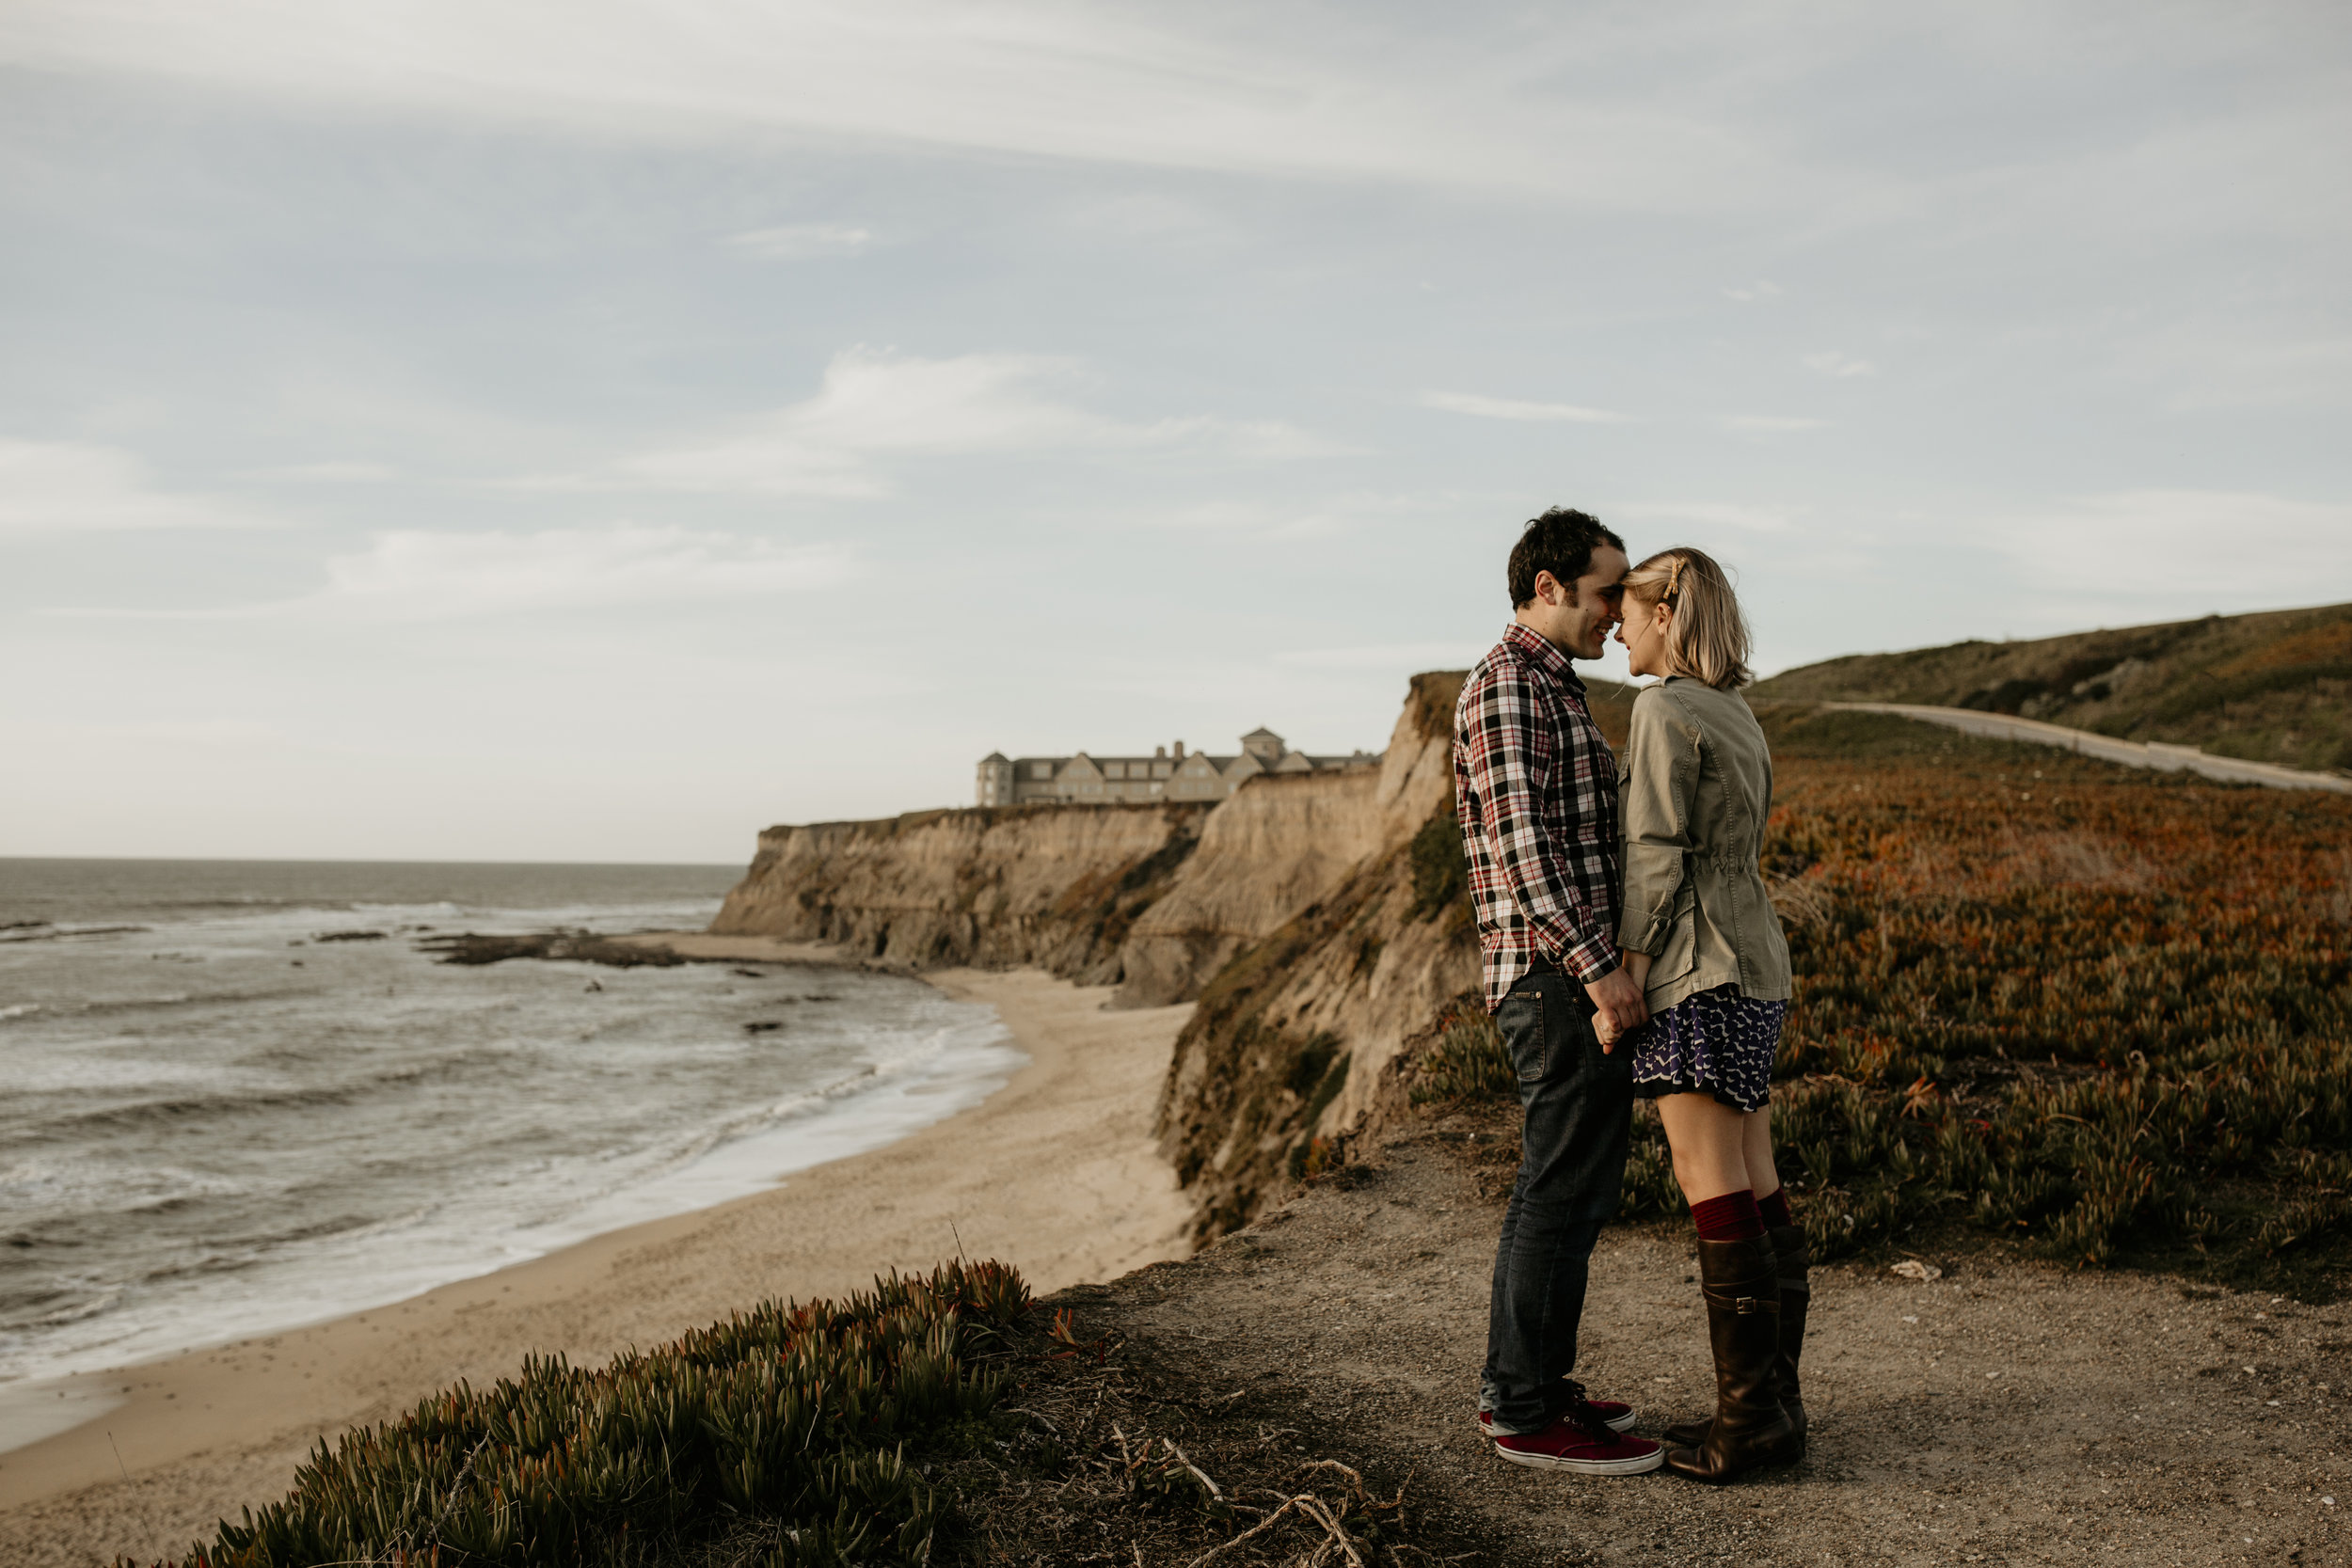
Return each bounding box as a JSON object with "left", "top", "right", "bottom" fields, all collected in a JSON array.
[{"left": 1507, "top": 507, "right": 1625, "bottom": 609}]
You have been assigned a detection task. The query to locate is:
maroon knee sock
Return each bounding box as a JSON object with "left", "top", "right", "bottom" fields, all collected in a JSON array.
[
  {"left": 1756, "top": 1187, "right": 1794, "bottom": 1229},
  {"left": 1691, "top": 1190, "right": 1764, "bottom": 1243}
]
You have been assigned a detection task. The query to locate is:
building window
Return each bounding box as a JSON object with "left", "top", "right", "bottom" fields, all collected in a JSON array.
[
  {"left": 1031, "top": 763, "right": 1052, "bottom": 779},
  {"left": 1104, "top": 762, "right": 1124, "bottom": 779}
]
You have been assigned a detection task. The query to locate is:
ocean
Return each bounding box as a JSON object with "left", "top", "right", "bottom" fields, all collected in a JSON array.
[{"left": 0, "top": 859, "right": 1019, "bottom": 1449}]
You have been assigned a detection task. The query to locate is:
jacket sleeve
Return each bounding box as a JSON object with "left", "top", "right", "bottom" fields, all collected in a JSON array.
[
  {"left": 1461, "top": 665, "right": 1619, "bottom": 982},
  {"left": 1616, "top": 689, "right": 1701, "bottom": 957}
]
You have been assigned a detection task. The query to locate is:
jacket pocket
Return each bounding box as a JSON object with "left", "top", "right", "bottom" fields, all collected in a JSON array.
[{"left": 1646, "top": 883, "right": 1699, "bottom": 997}]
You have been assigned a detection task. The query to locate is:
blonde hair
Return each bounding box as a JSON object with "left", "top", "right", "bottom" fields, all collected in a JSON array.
[{"left": 1622, "top": 546, "right": 1753, "bottom": 689}]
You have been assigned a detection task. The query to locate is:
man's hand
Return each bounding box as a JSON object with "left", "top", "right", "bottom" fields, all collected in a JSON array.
[{"left": 1584, "top": 966, "right": 1647, "bottom": 1053}]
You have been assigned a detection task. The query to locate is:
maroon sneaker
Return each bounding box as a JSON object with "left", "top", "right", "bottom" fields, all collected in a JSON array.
[{"left": 1491, "top": 1413, "right": 1663, "bottom": 1476}]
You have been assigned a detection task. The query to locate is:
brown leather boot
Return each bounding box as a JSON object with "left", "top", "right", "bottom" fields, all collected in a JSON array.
[
  {"left": 1767, "top": 1222, "right": 1811, "bottom": 1448},
  {"left": 1663, "top": 1236, "right": 1799, "bottom": 1482},
  {"left": 1663, "top": 1227, "right": 1809, "bottom": 1449}
]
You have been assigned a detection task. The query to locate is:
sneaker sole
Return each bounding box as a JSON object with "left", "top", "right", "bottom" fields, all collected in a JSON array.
[
  {"left": 1477, "top": 1410, "right": 1638, "bottom": 1435},
  {"left": 1492, "top": 1441, "right": 1665, "bottom": 1477}
]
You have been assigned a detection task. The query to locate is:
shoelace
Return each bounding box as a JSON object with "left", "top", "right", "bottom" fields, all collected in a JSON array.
[{"left": 1556, "top": 1380, "right": 1621, "bottom": 1446}]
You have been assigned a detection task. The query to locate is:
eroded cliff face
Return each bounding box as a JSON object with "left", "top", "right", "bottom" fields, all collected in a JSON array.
[
  {"left": 1109, "top": 770, "right": 1384, "bottom": 1007},
  {"left": 1148, "top": 673, "right": 1481, "bottom": 1237},
  {"left": 709, "top": 803, "right": 1212, "bottom": 984}
]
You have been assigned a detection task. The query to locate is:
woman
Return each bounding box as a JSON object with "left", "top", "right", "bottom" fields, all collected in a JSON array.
[{"left": 1603, "top": 546, "right": 1806, "bottom": 1483}]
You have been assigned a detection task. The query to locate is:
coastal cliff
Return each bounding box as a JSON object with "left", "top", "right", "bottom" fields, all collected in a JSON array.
[
  {"left": 708, "top": 802, "right": 1213, "bottom": 984},
  {"left": 708, "top": 674, "right": 1507, "bottom": 1233}
]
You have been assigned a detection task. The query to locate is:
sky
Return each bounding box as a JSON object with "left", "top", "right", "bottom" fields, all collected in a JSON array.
[{"left": 4, "top": 1, "right": 2349, "bottom": 862}]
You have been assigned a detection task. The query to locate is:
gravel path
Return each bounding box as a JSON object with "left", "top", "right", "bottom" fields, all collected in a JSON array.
[{"left": 1093, "top": 1125, "right": 2352, "bottom": 1566}]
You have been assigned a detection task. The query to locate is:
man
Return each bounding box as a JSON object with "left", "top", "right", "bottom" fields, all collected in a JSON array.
[{"left": 1454, "top": 507, "right": 1662, "bottom": 1475}]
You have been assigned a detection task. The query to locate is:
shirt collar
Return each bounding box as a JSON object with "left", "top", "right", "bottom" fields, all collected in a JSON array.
[{"left": 1503, "top": 621, "right": 1587, "bottom": 694}]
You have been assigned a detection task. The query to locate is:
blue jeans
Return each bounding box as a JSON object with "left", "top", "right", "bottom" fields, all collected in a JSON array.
[{"left": 1479, "top": 970, "right": 1634, "bottom": 1434}]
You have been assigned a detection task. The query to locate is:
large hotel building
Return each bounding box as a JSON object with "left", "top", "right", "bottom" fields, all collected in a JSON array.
[{"left": 976, "top": 728, "right": 1377, "bottom": 806}]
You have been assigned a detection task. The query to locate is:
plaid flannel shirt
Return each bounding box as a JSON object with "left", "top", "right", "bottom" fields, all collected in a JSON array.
[{"left": 1454, "top": 622, "right": 1623, "bottom": 1010}]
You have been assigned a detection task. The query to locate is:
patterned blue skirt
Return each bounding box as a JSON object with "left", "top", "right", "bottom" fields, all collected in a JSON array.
[{"left": 1628, "top": 984, "right": 1786, "bottom": 1114}]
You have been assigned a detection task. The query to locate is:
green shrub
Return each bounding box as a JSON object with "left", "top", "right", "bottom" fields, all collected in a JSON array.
[
  {"left": 1411, "top": 1009, "right": 1515, "bottom": 1104},
  {"left": 134, "top": 1260, "right": 1032, "bottom": 1568},
  {"left": 1407, "top": 812, "right": 1468, "bottom": 924}
]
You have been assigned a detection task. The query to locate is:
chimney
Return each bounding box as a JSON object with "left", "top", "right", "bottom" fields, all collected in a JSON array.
[
  {"left": 1155, "top": 745, "right": 1167, "bottom": 758},
  {"left": 1173, "top": 740, "right": 1185, "bottom": 758}
]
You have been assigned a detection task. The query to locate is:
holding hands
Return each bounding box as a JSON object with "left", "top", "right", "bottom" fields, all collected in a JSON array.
[{"left": 1585, "top": 959, "right": 1648, "bottom": 1053}]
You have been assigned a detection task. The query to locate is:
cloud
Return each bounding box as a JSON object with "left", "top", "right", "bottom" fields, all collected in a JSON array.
[
  {"left": 0, "top": 439, "right": 260, "bottom": 535},
  {"left": 1276, "top": 641, "right": 1486, "bottom": 671},
  {"left": 0, "top": 2, "right": 1836, "bottom": 213},
  {"left": 1723, "top": 281, "right": 1783, "bottom": 303},
  {"left": 1616, "top": 502, "right": 1794, "bottom": 533},
  {"left": 1802, "top": 350, "right": 1876, "bottom": 378},
  {"left": 248, "top": 460, "right": 397, "bottom": 483},
  {"left": 1128, "top": 499, "right": 1353, "bottom": 539},
  {"left": 605, "top": 347, "right": 1346, "bottom": 496},
  {"left": 1724, "top": 415, "right": 1828, "bottom": 433},
  {"left": 1421, "top": 390, "right": 1628, "bottom": 424},
  {"left": 278, "top": 526, "right": 857, "bottom": 620},
  {"left": 1994, "top": 490, "right": 2352, "bottom": 605},
  {"left": 729, "top": 222, "right": 874, "bottom": 260}
]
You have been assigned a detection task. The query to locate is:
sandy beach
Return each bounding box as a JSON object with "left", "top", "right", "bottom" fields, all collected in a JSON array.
[{"left": 0, "top": 941, "right": 1194, "bottom": 1567}]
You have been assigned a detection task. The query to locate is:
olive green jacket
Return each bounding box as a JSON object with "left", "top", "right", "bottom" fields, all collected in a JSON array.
[{"left": 1615, "top": 677, "right": 1793, "bottom": 1012}]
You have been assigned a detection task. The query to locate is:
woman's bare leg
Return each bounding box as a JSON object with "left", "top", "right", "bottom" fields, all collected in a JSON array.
[
  {"left": 1741, "top": 1105, "right": 1782, "bottom": 1199},
  {"left": 1655, "top": 1092, "right": 1752, "bottom": 1203}
]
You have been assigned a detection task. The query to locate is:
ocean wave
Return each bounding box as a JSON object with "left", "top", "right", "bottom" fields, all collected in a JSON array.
[
  {"left": 0, "top": 926, "right": 149, "bottom": 945},
  {"left": 35, "top": 1053, "right": 498, "bottom": 1136},
  {"left": 0, "top": 1285, "right": 124, "bottom": 1335},
  {"left": 0, "top": 986, "right": 310, "bottom": 1038}
]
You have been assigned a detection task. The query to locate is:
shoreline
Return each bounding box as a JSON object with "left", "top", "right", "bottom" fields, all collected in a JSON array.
[{"left": 0, "top": 938, "right": 1196, "bottom": 1567}]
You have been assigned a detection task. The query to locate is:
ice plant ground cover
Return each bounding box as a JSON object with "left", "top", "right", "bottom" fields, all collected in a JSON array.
[
  {"left": 1424, "top": 709, "right": 2352, "bottom": 1288},
  {"left": 132, "top": 1260, "right": 1037, "bottom": 1568}
]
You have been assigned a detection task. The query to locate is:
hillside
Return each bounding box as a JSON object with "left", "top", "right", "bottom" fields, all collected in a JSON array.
[{"left": 1750, "top": 599, "right": 2352, "bottom": 775}]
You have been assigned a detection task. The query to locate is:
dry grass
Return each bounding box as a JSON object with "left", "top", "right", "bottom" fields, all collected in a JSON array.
[{"left": 940, "top": 1291, "right": 1445, "bottom": 1568}]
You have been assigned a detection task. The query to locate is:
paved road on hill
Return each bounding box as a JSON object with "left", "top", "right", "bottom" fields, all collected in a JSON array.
[{"left": 1824, "top": 702, "right": 2352, "bottom": 795}]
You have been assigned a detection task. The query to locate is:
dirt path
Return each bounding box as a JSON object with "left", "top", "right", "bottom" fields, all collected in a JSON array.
[{"left": 1081, "top": 1123, "right": 2352, "bottom": 1566}]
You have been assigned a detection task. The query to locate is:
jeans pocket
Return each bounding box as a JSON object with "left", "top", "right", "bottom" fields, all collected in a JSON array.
[{"left": 1499, "top": 990, "right": 1549, "bottom": 1083}]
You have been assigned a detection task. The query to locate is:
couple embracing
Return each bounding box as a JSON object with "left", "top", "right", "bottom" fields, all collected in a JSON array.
[{"left": 1454, "top": 508, "right": 1805, "bottom": 1483}]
